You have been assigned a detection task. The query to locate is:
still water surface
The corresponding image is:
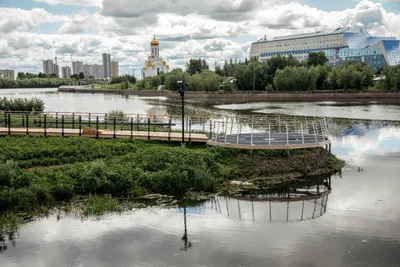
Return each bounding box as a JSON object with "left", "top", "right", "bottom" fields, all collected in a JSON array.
[{"left": 1, "top": 89, "right": 400, "bottom": 266}]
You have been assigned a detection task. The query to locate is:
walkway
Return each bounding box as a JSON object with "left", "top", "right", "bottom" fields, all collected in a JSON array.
[{"left": 0, "top": 128, "right": 209, "bottom": 143}]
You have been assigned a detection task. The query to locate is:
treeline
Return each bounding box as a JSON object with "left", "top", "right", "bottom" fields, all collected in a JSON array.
[
  {"left": 0, "top": 78, "right": 93, "bottom": 89},
  {"left": 380, "top": 66, "right": 400, "bottom": 90},
  {"left": 0, "top": 97, "right": 44, "bottom": 112},
  {"left": 131, "top": 54, "right": 400, "bottom": 92}
]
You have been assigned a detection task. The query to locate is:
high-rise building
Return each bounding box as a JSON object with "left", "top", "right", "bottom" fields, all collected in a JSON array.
[
  {"left": 83, "top": 64, "right": 104, "bottom": 79},
  {"left": 111, "top": 61, "right": 119, "bottom": 78},
  {"left": 42, "top": 59, "right": 59, "bottom": 77},
  {"left": 62, "top": 66, "right": 72, "bottom": 78},
  {"left": 250, "top": 27, "right": 400, "bottom": 69},
  {"left": 0, "top": 69, "right": 15, "bottom": 80},
  {"left": 102, "top": 53, "right": 111, "bottom": 79},
  {"left": 72, "top": 61, "right": 84, "bottom": 75},
  {"left": 43, "top": 60, "right": 54, "bottom": 74}
]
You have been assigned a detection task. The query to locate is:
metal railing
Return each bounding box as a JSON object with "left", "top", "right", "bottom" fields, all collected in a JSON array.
[
  {"left": 0, "top": 111, "right": 213, "bottom": 142},
  {"left": 209, "top": 115, "right": 329, "bottom": 147}
]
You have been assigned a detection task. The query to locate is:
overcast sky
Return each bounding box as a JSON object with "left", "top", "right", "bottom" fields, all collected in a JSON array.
[{"left": 0, "top": 0, "right": 399, "bottom": 77}]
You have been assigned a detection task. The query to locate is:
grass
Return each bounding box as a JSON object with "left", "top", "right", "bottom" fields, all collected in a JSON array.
[{"left": 0, "top": 136, "right": 344, "bottom": 235}]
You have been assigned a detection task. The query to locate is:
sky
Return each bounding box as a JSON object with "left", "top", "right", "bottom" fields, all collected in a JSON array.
[{"left": 0, "top": 0, "right": 399, "bottom": 77}]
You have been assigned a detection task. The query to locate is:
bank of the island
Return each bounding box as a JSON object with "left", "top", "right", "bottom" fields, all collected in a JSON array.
[
  {"left": 0, "top": 136, "right": 344, "bottom": 234},
  {"left": 58, "top": 86, "right": 400, "bottom": 103}
]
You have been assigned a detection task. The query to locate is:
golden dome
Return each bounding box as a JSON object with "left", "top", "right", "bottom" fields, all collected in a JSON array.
[
  {"left": 150, "top": 34, "right": 159, "bottom": 46},
  {"left": 142, "top": 65, "right": 148, "bottom": 70}
]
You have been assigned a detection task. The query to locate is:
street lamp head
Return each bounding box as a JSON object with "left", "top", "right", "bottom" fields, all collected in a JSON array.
[{"left": 177, "top": 80, "right": 189, "bottom": 87}]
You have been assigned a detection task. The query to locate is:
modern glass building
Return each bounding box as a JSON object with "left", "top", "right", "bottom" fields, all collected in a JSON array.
[{"left": 249, "top": 28, "right": 400, "bottom": 69}]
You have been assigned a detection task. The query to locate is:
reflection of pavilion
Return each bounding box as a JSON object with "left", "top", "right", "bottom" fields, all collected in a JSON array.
[{"left": 210, "top": 177, "right": 332, "bottom": 223}]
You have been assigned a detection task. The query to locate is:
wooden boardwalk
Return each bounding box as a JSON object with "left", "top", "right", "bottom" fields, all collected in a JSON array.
[{"left": 0, "top": 127, "right": 209, "bottom": 143}]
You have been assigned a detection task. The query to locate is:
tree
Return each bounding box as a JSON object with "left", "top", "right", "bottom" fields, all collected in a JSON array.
[
  {"left": 164, "top": 68, "right": 190, "bottom": 91},
  {"left": 186, "top": 58, "right": 209, "bottom": 75},
  {"left": 307, "top": 52, "right": 328, "bottom": 66},
  {"left": 79, "top": 72, "right": 85, "bottom": 79},
  {"left": 315, "top": 65, "right": 329, "bottom": 90},
  {"left": 361, "top": 64, "right": 374, "bottom": 89},
  {"left": 273, "top": 66, "right": 318, "bottom": 91},
  {"left": 17, "top": 72, "right": 25, "bottom": 79}
]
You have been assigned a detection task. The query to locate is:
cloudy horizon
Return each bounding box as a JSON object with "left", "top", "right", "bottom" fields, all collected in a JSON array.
[{"left": 0, "top": 0, "right": 399, "bottom": 77}]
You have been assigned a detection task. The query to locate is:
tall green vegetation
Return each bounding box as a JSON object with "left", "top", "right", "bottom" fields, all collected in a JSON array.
[
  {"left": 307, "top": 52, "right": 329, "bottom": 67},
  {"left": 0, "top": 136, "right": 344, "bottom": 218},
  {"left": 0, "top": 97, "right": 44, "bottom": 112},
  {"left": 186, "top": 58, "right": 209, "bottom": 75},
  {"left": 274, "top": 66, "right": 318, "bottom": 91},
  {"left": 381, "top": 66, "right": 400, "bottom": 90},
  {"left": 0, "top": 78, "right": 93, "bottom": 89}
]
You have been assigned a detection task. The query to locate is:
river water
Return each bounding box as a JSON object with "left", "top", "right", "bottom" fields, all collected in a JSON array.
[{"left": 1, "top": 88, "right": 400, "bottom": 267}]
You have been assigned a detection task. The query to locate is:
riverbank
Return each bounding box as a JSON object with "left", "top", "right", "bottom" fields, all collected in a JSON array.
[
  {"left": 58, "top": 86, "right": 400, "bottom": 103},
  {"left": 0, "top": 136, "right": 344, "bottom": 233}
]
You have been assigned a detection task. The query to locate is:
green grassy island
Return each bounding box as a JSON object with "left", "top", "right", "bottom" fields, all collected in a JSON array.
[{"left": 0, "top": 136, "right": 344, "bottom": 234}]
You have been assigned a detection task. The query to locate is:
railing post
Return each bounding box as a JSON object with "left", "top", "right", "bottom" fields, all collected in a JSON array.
[
  {"left": 168, "top": 116, "right": 172, "bottom": 141},
  {"left": 56, "top": 112, "right": 58, "bottom": 129},
  {"left": 250, "top": 116, "right": 254, "bottom": 146},
  {"left": 62, "top": 115, "right": 64, "bottom": 136},
  {"left": 72, "top": 113, "right": 75, "bottom": 129},
  {"left": 130, "top": 117, "right": 133, "bottom": 139},
  {"left": 312, "top": 121, "right": 318, "bottom": 143},
  {"left": 96, "top": 116, "right": 99, "bottom": 139},
  {"left": 26, "top": 114, "right": 29, "bottom": 136},
  {"left": 189, "top": 118, "right": 192, "bottom": 144},
  {"left": 88, "top": 113, "right": 91, "bottom": 128},
  {"left": 301, "top": 123, "right": 305, "bottom": 144},
  {"left": 44, "top": 114, "right": 47, "bottom": 137},
  {"left": 137, "top": 115, "right": 140, "bottom": 131},
  {"left": 224, "top": 117, "right": 228, "bottom": 144},
  {"left": 286, "top": 123, "right": 289, "bottom": 145},
  {"left": 209, "top": 120, "right": 212, "bottom": 139},
  {"left": 278, "top": 115, "right": 281, "bottom": 133},
  {"left": 79, "top": 116, "right": 82, "bottom": 136},
  {"left": 236, "top": 121, "right": 240, "bottom": 144},
  {"left": 268, "top": 123, "right": 271, "bottom": 146},
  {"left": 113, "top": 116, "right": 116, "bottom": 139},
  {"left": 105, "top": 114, "right": 107, "bottom": 130},
  {"left": 147, "top": 117, "right": 150, "bottom": 140},
  {"left": 7, "top": 113, "right": 10, "bottom": 136}
]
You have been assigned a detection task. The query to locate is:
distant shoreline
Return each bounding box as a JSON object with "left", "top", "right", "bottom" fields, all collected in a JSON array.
[{"left": 57, "top": 86, "right": 400, "bottom": 103}]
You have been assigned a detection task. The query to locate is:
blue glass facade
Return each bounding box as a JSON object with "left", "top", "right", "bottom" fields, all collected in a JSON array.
[
  {"left": 343, "top": 28, "right": 395, "bottom": 49},
  {"left": 382, "top": 40, "right": 400, "bottom": 65},
  {"left": 257, "top": 28, "right": 400, "bottom": 69}
]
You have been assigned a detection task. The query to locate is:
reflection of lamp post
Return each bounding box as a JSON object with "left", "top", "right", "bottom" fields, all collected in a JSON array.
[
  {"left": 181, "top": 207, "right": 192, "bottom": 251},
  {"left": 177, "top": 81, "right": 189, "bottom": 147}
]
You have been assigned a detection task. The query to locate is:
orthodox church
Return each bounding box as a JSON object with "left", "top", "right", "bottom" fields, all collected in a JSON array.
[{"left": 141, "top": 35, "right": 169, "bottom": 79}]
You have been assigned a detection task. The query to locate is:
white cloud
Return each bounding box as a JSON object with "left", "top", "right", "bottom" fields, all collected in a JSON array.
[
  {"left": 0, "top": 8, "right": 65, "bottom": 33},
  {"left": 101, "top": 0, "right": 263, "bottom": 21},
  {"left": 1, "top": 0, "right": 400, "bottom": 76},
  {"left": 35, "top": 0, "right": 102, "bottom": 7}
]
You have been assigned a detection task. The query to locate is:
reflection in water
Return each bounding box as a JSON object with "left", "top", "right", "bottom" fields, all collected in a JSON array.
[
  {"left": 211, "top": 176, "right": 332, "bottom": 223},
  {"left": 180, "top": 207, "right": 192, "bottom": 251}
]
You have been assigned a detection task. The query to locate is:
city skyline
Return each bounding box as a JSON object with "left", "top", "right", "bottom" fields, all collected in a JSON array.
[{"left": 0, "top": 0, "right": 399, "bottom": 77}]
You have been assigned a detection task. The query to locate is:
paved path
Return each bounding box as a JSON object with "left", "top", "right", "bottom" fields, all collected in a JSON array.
[{"left": 0, "top": 127, "right": 209, "bottom": 143}]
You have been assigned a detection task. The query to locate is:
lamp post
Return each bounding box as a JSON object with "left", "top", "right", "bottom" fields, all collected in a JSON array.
[{"left": 177, "top": 80, "right": 189, "bottom": 147}]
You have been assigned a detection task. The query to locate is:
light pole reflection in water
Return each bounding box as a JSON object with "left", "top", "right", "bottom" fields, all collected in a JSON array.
[{"left": 180, "top": 207, "right": 192, "bottom": 251}]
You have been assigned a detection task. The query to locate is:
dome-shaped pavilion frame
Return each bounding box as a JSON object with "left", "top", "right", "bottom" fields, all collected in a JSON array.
[{"left": 207, "top": 114, "right": 331, "bottom": 150}]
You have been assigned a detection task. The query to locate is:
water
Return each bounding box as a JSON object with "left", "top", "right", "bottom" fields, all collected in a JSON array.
[
  {"left": 0, "top": 88, "right": 167, "bottom": 114},
  {"left": 1, "top": 89, "right": 400, "bottom": 266}
]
